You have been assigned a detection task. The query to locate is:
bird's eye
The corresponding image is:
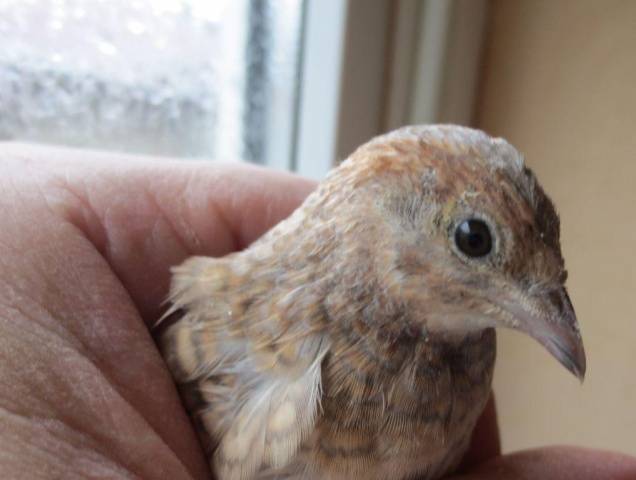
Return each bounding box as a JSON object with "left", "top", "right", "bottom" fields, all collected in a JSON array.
[{"left": 454, "top": 219, "right": 493, "bottom": 258}]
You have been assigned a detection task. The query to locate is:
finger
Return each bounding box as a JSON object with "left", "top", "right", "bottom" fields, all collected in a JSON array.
[
  {"left": 6, "top": 144, "right": 316, "bottom": 324},
  {"left": 452, "top": 446, "right": 636, "bottom": 480},
  {"left": 459, "top": 392, "right": 501, "bottom": 470},
  {"left": 1, "top": 145, "right": 215, "bottom": 479}
]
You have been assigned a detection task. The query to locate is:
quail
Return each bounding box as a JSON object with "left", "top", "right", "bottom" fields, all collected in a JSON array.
[{"left": 158, "top": 125, "right": 585, "bottom": 480}]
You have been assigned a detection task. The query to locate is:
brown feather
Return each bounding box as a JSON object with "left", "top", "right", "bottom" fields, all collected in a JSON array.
[{"left": 159, "top": 125, "right": 584, "bottom": 480}]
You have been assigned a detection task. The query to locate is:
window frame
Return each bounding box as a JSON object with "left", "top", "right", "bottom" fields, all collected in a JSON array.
[{"left": 292, "top": 0, "right": 489, "bottom": 179}]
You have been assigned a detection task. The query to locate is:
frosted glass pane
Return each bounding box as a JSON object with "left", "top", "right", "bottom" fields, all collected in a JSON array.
[{"left": 0, "top": 0, "right": 303, "bottom": 165}]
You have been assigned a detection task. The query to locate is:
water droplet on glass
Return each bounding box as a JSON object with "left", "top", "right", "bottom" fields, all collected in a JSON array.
[
  {"left": 126, "top": 19, "right": 146, "bottom": 35},
  {"left": 97, "top": 40, "right": 117, "bottom": 56}
]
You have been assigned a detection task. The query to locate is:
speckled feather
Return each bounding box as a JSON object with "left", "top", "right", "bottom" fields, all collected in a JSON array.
[{"left": 158, "top": 125, "right": 584, "bottom": 480}]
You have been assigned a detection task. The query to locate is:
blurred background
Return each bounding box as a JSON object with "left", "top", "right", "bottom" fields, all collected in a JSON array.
[{"left": 1, "top": 0, "right": 634, "bottom": 456}]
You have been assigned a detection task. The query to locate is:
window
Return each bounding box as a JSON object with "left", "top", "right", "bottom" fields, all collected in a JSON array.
[
  {"left": 0, "top": 0, "right": 303, "bottom": 167},
  {"left": 0, "top": 0, "right": 487, "bottom": 178}
]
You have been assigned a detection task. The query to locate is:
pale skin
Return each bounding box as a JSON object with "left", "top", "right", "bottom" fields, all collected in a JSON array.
[{"left": 0, "top": 144, "right": 634, "bottom": 480}]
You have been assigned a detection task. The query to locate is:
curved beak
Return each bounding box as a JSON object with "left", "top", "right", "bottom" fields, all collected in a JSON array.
[
  {"left": 496, "top": 286, "right": 586, "bottom": 381},
  {"left": 534, "top": 287, "right": 586, "bottom": 380}
]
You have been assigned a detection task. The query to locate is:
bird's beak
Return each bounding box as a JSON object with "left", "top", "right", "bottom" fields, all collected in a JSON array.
[{"left": 495, "top": 286, "right": 586, "bottom": 381}]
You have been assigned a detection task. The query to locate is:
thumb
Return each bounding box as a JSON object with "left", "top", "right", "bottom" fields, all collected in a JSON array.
[{"left": 9, "top": 143, "right": 315, "bottom": 324}]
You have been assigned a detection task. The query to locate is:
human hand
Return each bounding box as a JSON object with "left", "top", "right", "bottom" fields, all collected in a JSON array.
[{"left": 0, "top": 144, "right": 633, "bottom": 479}]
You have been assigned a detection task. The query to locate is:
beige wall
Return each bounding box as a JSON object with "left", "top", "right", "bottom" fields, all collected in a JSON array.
[{"left": 477, "top": 0, "right": 636, "bottom": 455}]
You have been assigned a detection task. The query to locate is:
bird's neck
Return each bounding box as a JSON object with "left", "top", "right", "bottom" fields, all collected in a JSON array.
[
  {"left": 320, "top": 282, "right": 496, "bottom": 437},
  {"left": 319, "top": 257, "right": 495, "bottom": 382}
]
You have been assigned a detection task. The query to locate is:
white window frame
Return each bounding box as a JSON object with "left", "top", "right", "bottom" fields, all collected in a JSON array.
[{"left": 293, "top": 0, "right": 489, "bottom": 179}]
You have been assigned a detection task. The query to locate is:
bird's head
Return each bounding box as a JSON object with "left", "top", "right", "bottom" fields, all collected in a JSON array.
[{"left": 318, "top": 125, "right": 585, "bottom": 380}]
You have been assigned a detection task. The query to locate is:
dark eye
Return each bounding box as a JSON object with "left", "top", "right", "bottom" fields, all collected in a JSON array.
[{"left": 454, "top": 219, "right": 493, "bottom": 258}]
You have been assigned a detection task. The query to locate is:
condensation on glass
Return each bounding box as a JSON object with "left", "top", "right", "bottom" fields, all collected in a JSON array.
[{"left": 0, "top": 0, "right": 303, "bottom": 166}]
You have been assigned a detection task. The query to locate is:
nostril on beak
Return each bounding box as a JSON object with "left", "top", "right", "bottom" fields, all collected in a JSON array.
[
  {"left": 562, "top": 288, "right": 575, "bottom": 313},
  {"left": 548, "top": 289, "right": 565, "bottom": 316}
]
